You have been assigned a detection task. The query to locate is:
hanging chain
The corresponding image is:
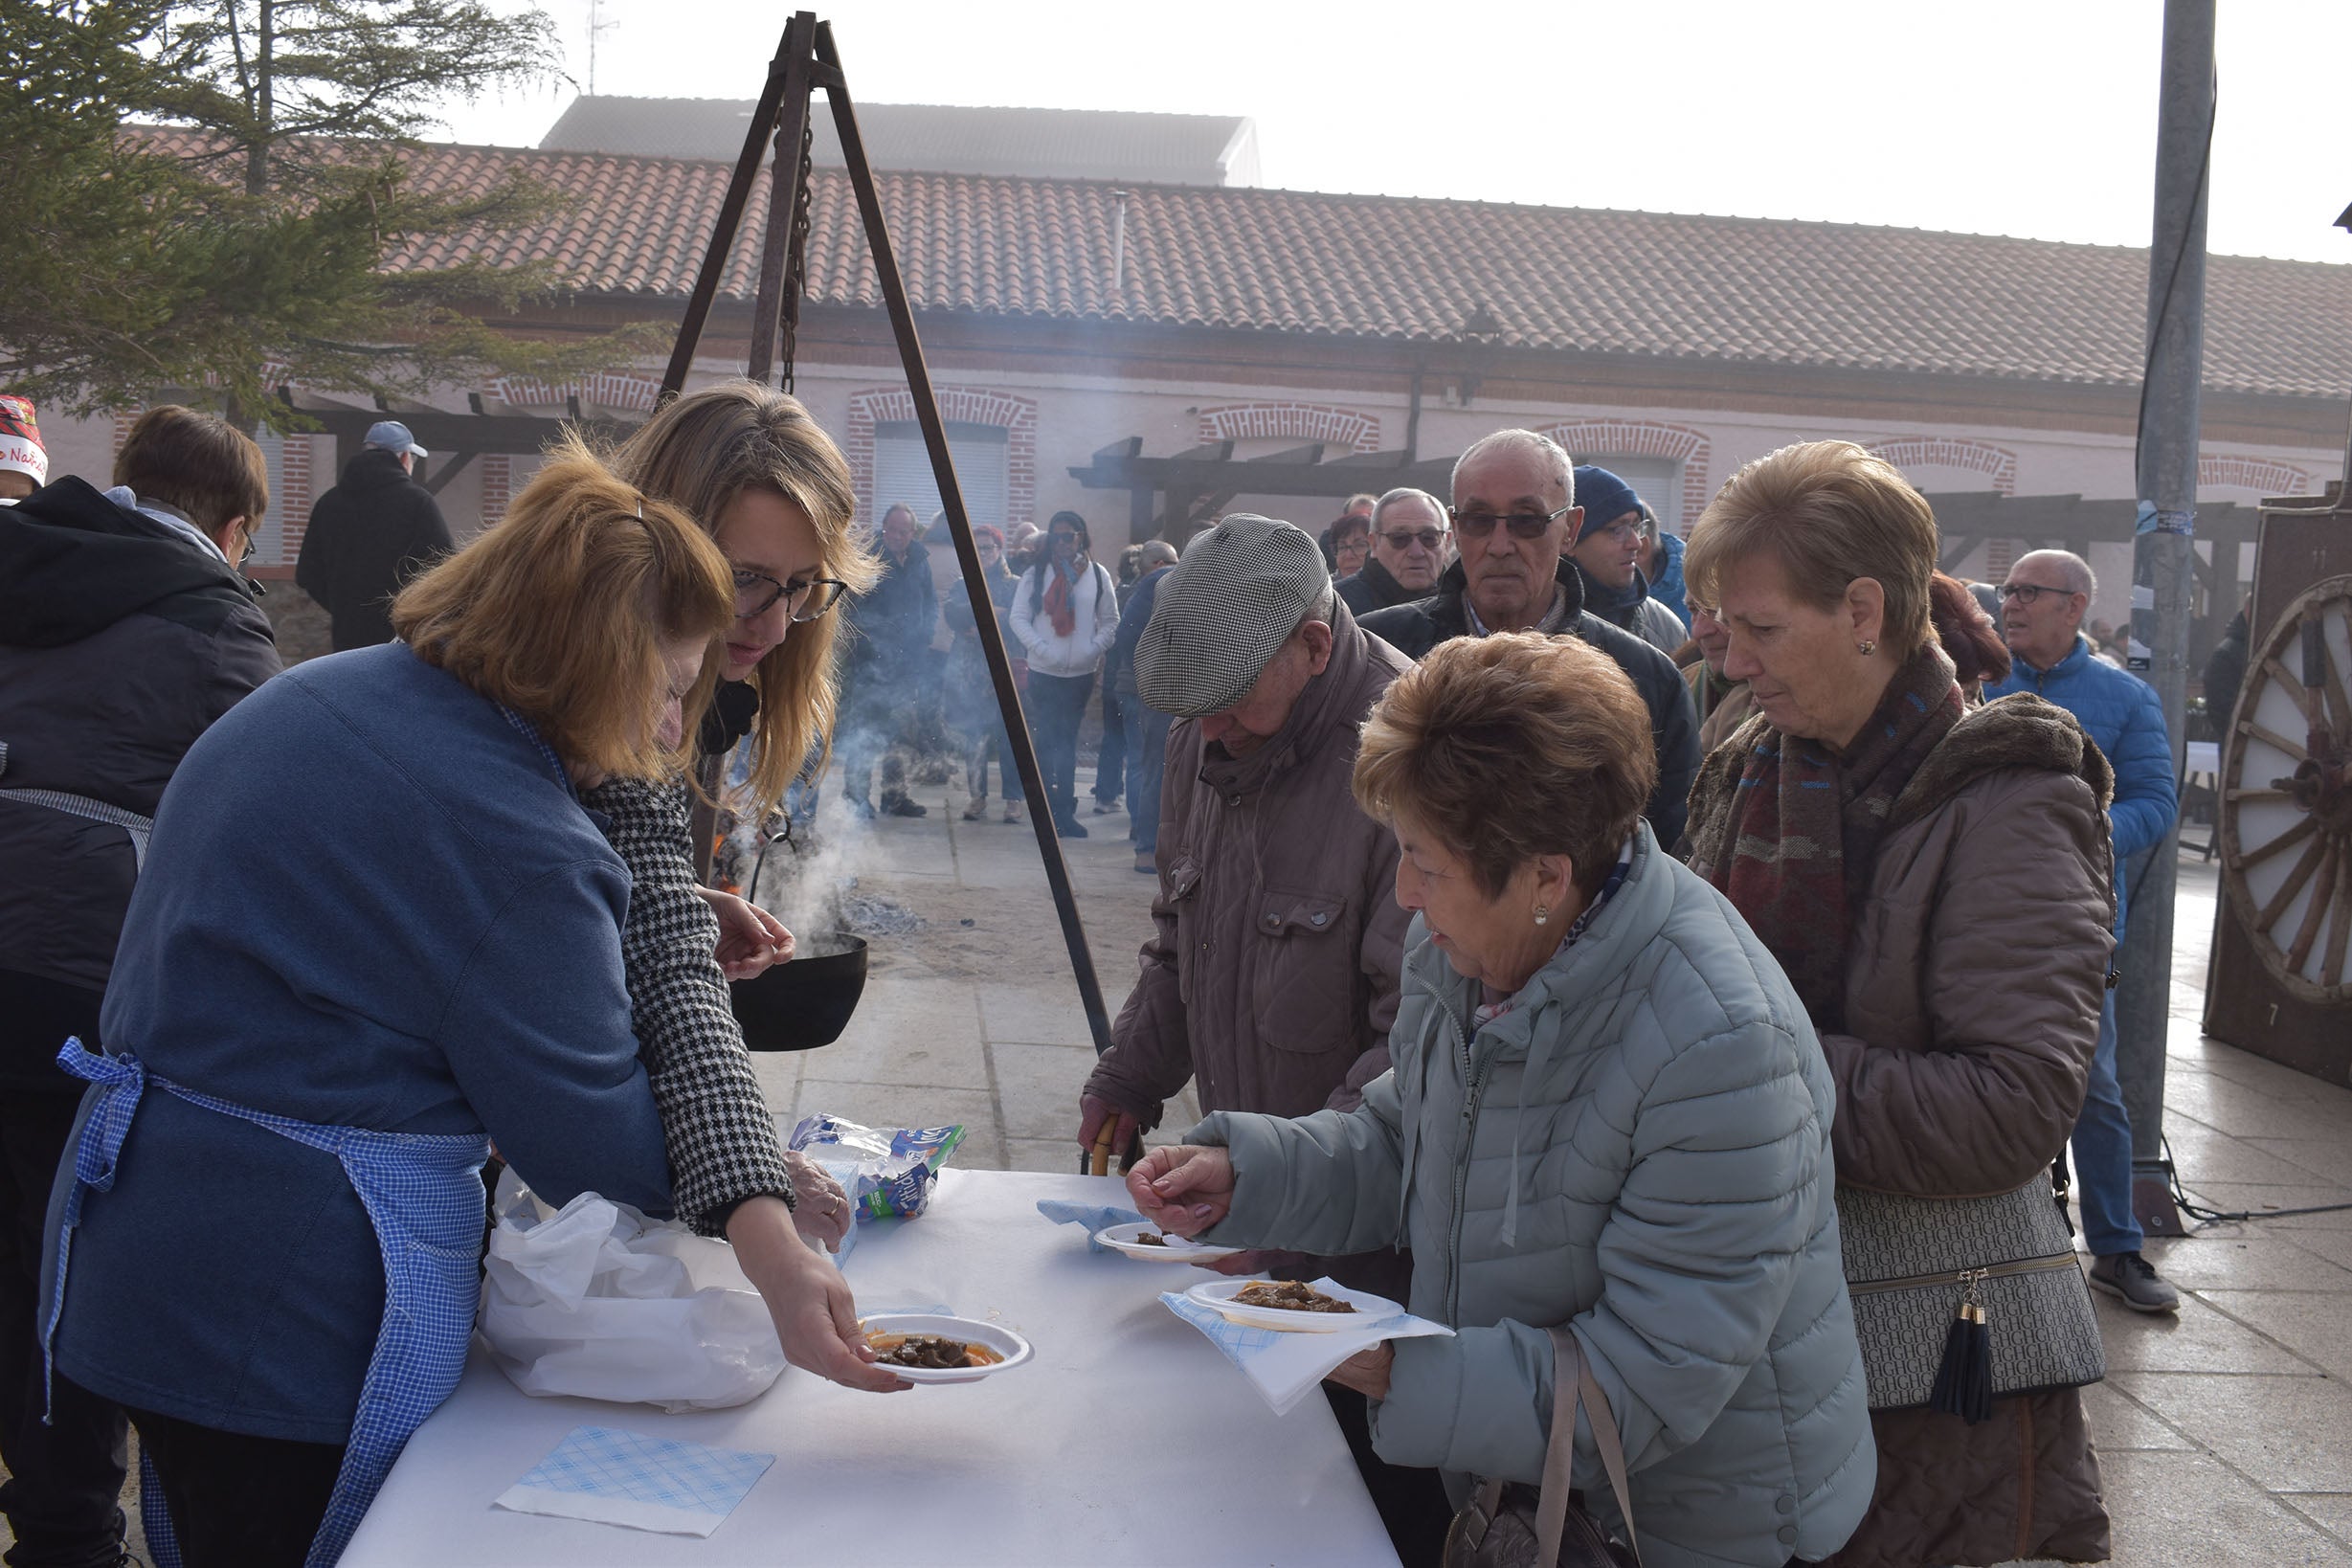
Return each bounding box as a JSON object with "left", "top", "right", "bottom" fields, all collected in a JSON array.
[{"left": 775, "top": 112, "right": 817, "bottom": 392}]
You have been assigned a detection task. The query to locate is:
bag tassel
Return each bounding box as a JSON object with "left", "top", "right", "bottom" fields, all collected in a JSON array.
[{"left": 1928, "top": 1270, "right": 1994, "bottom": 1425}]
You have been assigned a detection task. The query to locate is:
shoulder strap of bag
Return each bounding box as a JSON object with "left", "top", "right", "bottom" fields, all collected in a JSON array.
[{"left": 1539, "top": 1326, "right": 1643, "bottom": 1567}]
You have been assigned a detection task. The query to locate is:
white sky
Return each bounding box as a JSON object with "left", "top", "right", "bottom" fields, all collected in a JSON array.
[{"left": 435, "top": 0, "right": 2352, "bottom": 265}]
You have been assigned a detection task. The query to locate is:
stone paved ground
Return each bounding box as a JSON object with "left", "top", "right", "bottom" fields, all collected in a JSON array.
[{"left": 785, "top": 765, "right": 2352, "bottom": 1567}]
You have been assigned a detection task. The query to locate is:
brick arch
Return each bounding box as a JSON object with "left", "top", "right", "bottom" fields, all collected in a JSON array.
[
  {"left": 487, "top": 372, "right": 664, "bottom": 414},
  {"left": 1197, "top": 402, "right": 1380, "bottom": 453},
  {"left": 1863, "top": 437, "right": 2018, "bottom": 496},
  {"left": 1538, "top": 419, "right": 1713, "bottom": 533},
  {"left": 843, "top": 386, "right": 1039, "bottom": 526},
  {"left": 2200, "top": 454, "right": 2312, "bottom": 496}
]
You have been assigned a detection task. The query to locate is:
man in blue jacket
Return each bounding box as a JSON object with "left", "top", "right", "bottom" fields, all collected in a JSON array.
[{"left": 1986, "top": 549, "right": 2180, "bottom": 1312}]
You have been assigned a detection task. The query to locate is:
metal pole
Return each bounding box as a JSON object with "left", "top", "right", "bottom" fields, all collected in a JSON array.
[
  {"left": 2117, "top": 0, "right": 2211, "bottom": 1226},
  {"left": 657, "top": 15, "right": 803, "bottom": 398},
  {"left": 813, "top": 21, "right": 1119, "bottom": 1059},
  {"left": 745, "top": 13, "right": 818, "bottom": 386}
]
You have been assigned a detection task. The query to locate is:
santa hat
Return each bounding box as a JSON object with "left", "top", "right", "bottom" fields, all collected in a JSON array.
[{"left": 0, "top": 395, "right": 48, "bottom": 488}]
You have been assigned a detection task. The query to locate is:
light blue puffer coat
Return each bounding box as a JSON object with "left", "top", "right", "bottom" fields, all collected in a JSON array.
[{"left": 1192, "top": 825, "right": 1875, "bottom": 1568}]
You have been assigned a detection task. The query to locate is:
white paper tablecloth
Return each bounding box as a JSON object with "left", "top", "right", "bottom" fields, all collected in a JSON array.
[{"left": 341, "top": 1169, "right": 1400, "bottom": 1567}]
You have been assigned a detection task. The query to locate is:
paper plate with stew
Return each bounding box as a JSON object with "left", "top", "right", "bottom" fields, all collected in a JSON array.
[
  {"left": 1092, "top": 1221, "right": 1244, "bottom": 1262},
  {"left": 1184, "top": 1278, "right": 1404, "bottom": 1333},
  {"left": 860, "top": 1314, "right": 1033, "bottom": 1384}
]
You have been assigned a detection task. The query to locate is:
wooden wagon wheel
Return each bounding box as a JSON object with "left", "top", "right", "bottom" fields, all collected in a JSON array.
[{"left": 2217, "top": 573, "right": 2352, "bottom": 1003}]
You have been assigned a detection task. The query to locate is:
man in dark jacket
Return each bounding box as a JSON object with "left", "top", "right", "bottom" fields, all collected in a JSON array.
[
  {"left": 1108, "top": 540, "right": 1177, "bottom": 872},
  {"left": 1362, "top": 431, "right": 1700, "bottom": 845},
  {"left": 296, "top": 419, "right": 454, "bottom": 651},
  {"left": 839, "top": 503, "right": 939, "bottom": 817},
  {"left": 1335, "top": 486, "right": 1449, "bottom": 616},
  {"left": 0, "top": 405, "right": 280, "bottom": 1568}
]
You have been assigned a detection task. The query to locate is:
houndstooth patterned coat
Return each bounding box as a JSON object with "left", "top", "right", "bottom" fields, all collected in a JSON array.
[{"left": 585, "top": 775, "right": 796, "bottom": 1235}]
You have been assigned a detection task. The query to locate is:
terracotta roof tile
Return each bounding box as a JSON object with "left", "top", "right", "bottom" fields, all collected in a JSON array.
[{"left": 133, "top": 129, "right": 2352, "bottom": 400}]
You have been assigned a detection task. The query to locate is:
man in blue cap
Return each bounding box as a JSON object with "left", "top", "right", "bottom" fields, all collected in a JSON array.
[
  {"left": 297, "top": 419, "right": 455, "bottom": 650},
  {"left": 1565, "top": 463, "right": 1685, "bottom": 653}
]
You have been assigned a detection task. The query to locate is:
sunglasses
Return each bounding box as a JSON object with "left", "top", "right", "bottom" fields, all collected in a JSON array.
[
  {"left": 1447, "top": 503, "right": 1573, "bottom": 540},
  {"left": 1379, "top": 528, "right": 1446, "bottom": 550}
]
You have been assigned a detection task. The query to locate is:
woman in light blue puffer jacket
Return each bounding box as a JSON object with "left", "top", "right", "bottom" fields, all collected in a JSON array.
[{"left": 1131, "top": 633, "right": 1874, "bottom": 1568}]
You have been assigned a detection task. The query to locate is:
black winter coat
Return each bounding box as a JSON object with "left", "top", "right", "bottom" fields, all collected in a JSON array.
[
  {"left": 1360, "top": 559, "right": 1701, "bottom": 846},
  {"left": 1334, "top": 556, "right": 1422, "bottom": 617},
  {"left": 296, "top": 447, "right": 454, "bottom": 650},
  {"left": 0, "top": 479, "right": 280, "bottom": 1071}
]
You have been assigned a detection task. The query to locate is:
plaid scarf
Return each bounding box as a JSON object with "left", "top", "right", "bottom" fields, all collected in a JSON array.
[{"left": 1697, "top": 643, "right": 1962, "bottom": 1030}]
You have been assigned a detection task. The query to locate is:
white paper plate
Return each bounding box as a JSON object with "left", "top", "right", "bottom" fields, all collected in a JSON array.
[
  {"left": 861, "top": 1314, "right": 1034, "bottom": 1383},
  {"left": 1184, "top": 1278, "right": 1404, "bottom": 1333},
  {"left": 1092, "top": 1221, "right": 1244, "bottom": 1262}
]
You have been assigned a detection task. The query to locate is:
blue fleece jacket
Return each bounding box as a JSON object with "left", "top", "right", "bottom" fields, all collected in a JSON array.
[
  {"left": 1984, "top": 634, "right": 2176, "bottom": 932},
  {"left": 1647, "top": 528, "right": 1689, "bottom": 631},
  {"left": 52, "top": 643, "right": 671, "bottom": 1444}
]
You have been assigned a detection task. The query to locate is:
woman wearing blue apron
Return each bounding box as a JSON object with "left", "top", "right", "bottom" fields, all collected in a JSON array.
[{"left": 39, "top": 446, "right": 752, "bottom": 1566}]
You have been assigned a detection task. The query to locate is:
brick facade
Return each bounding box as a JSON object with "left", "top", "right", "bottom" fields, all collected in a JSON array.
[
  {"left": 1864, "top": 436, "right": 2019, "bottom": 496},
  {"left": 1540, "top": 418, "right": 1713, "bottom": 534},
  {"left": 488, "top": 372, "right": 665, "bottom": 413},
  {"left": 482, "top": 453, "right": 513, "bottom": 524},
  {"left": 2200, "top": 454, "right": 2312, "bottom": 497},
  {"left": 842, "top": 385, "right": 1039, "bottom": 526},
  {"left": 1195, "top": 402, "right": 1380, "bottom": 453}
]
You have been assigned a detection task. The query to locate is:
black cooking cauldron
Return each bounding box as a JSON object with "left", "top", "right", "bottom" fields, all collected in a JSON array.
[{"left": 728, "top": 933, "right": 868, "bottom": 1051}]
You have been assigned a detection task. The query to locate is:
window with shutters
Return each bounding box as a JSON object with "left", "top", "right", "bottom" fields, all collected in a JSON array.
[
  {"left": 872, "top": 420, "right": 1010, "bottom": 531},
  {"left": 1576, "top": 455, "right": 1678, "bottom": 524}
]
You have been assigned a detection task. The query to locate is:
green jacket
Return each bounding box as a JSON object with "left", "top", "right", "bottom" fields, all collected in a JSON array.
[{"left": 1193, "top": 826, "right": 1875, "bottom": 1567}]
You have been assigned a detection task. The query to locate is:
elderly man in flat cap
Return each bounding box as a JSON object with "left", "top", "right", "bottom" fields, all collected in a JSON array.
[
  {"left": 1077, "top": 514, "right": 1446, "bottom": 1556},
  {"left": 1079, "top": 512, "right": 1413, "bottom": 1156}
]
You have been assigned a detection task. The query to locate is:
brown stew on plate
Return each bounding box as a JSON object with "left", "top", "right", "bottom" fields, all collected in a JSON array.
[
  {"left": 866, "top": 1332, "right": 1004, "bottom": 1370},
  {"left": 1232, "top": 1281, "right": 1355, "bottom": 1313}
]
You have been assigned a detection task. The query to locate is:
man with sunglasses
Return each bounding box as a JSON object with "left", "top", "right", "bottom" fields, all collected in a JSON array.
[
  {"left": 1360, "top": 429, "right": 1699, "bottom": 845},
  {"left": 1984, "top": 549, "right": 2180, "bottom": 1315},
  {"left": 1335, "top": 487, "right": 1449, "bottom": 617}
]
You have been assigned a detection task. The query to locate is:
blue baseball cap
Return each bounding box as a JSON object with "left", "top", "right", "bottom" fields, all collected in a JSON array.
[{"left": 365, "top": 419, "right": 428, "bottom": 459}]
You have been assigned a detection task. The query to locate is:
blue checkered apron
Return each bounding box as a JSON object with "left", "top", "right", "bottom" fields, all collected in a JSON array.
[{"left": 42, "top": 1039, "right": 490, "bottom": 1568}]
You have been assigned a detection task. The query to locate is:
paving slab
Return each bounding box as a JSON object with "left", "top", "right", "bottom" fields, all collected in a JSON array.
[
  {"left": 2095, "top": 1447, "right": 2352, "bottom": 1564},
  {"left": 2140, "top": 1233, "right": 2352, "bottom": 1292},
  {"left": 2194, "top": 1290, "right": 2352, "bottom": 1381},
  {"left": 2110, "top": 1374, "right": 2352, "bottom": 1493},
  {"left": 2090, "top": 1289, "right": 2318, "bottom": 1377}
]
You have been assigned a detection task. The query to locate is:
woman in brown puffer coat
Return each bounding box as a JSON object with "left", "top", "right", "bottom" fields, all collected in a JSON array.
[{"left": 1680, "top": 441, "right": 2114, "bottom": 1566}]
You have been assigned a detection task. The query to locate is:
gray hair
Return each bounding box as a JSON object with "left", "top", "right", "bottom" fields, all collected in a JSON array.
[
  {"left": 2016, "top": 549, "right": 2096, "bottom": 600},
  {"left": 1372, "top": 486, "right": 1447, "bottom": 532},
  {"left": 1138, "top": 539, "right": 1177, "bottom": 570},
  {"left": 1452, "top": 429, "right": 1575, "bottom": 507}
]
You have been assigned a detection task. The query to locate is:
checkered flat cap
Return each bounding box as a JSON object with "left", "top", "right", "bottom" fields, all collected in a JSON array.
[{"left": 1136, "top": 514, "right": 1331, "bottom": 718}]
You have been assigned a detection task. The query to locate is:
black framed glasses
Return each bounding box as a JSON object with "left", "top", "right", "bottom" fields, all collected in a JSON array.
[
  {"left": 1447, "top": 503, "right": 1573, "bottom": 540},
  {"left": 733, "top": 569, "right": 850, "bottom": 622},
  {"left": 1379, "top": 527, "right": 1447, "bottom": 551},
  {"left": 1999, "top": 582, "right": 2072, "bottom": 605}
]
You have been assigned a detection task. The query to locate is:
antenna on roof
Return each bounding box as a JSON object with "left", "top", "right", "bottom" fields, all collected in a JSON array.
[{"left": 585, "top": 0, "right": 618, "bottom": 96}]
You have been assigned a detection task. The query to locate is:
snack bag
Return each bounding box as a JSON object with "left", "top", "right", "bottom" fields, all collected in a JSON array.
[{"left": 789, "top": 1114, "right": 965, "bottom": 1221}]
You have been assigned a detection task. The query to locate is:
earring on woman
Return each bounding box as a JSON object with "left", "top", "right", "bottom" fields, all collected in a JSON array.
[
  {"left": 1857, "top": 639, "right": 1877, "bottom": 656},
  {"left": 1534, "top": 905, "right": 1550, "bottom": 926}
]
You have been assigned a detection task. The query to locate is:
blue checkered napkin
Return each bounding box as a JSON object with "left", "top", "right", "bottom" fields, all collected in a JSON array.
[
  {"left": 1160, "top": 1279, "right": 1455, "bottom": 1417},
  {"left": 1036, "top": 1198, "right": 1147, "bottom": 1253},
  {"left": 493, "top": 1425, "right": 775, "bottom": 1537}
]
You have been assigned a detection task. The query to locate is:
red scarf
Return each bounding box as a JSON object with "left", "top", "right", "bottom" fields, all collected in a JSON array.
[{"left": 1042, "top": 559, "right": 1081, "bottom": 638}]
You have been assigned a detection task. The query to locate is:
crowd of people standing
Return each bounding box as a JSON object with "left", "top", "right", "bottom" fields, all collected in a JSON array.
[{"left": 0, "top": 379, "right": 2187, "bottom": 1568}]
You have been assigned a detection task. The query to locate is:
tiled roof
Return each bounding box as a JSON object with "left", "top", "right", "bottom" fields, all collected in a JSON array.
[
  {"left": 539, "top": 97, "right": 1259, "bottom": 186},
  {"left": 146, "top": 130, "right": 2352, "bottom": 401}
]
